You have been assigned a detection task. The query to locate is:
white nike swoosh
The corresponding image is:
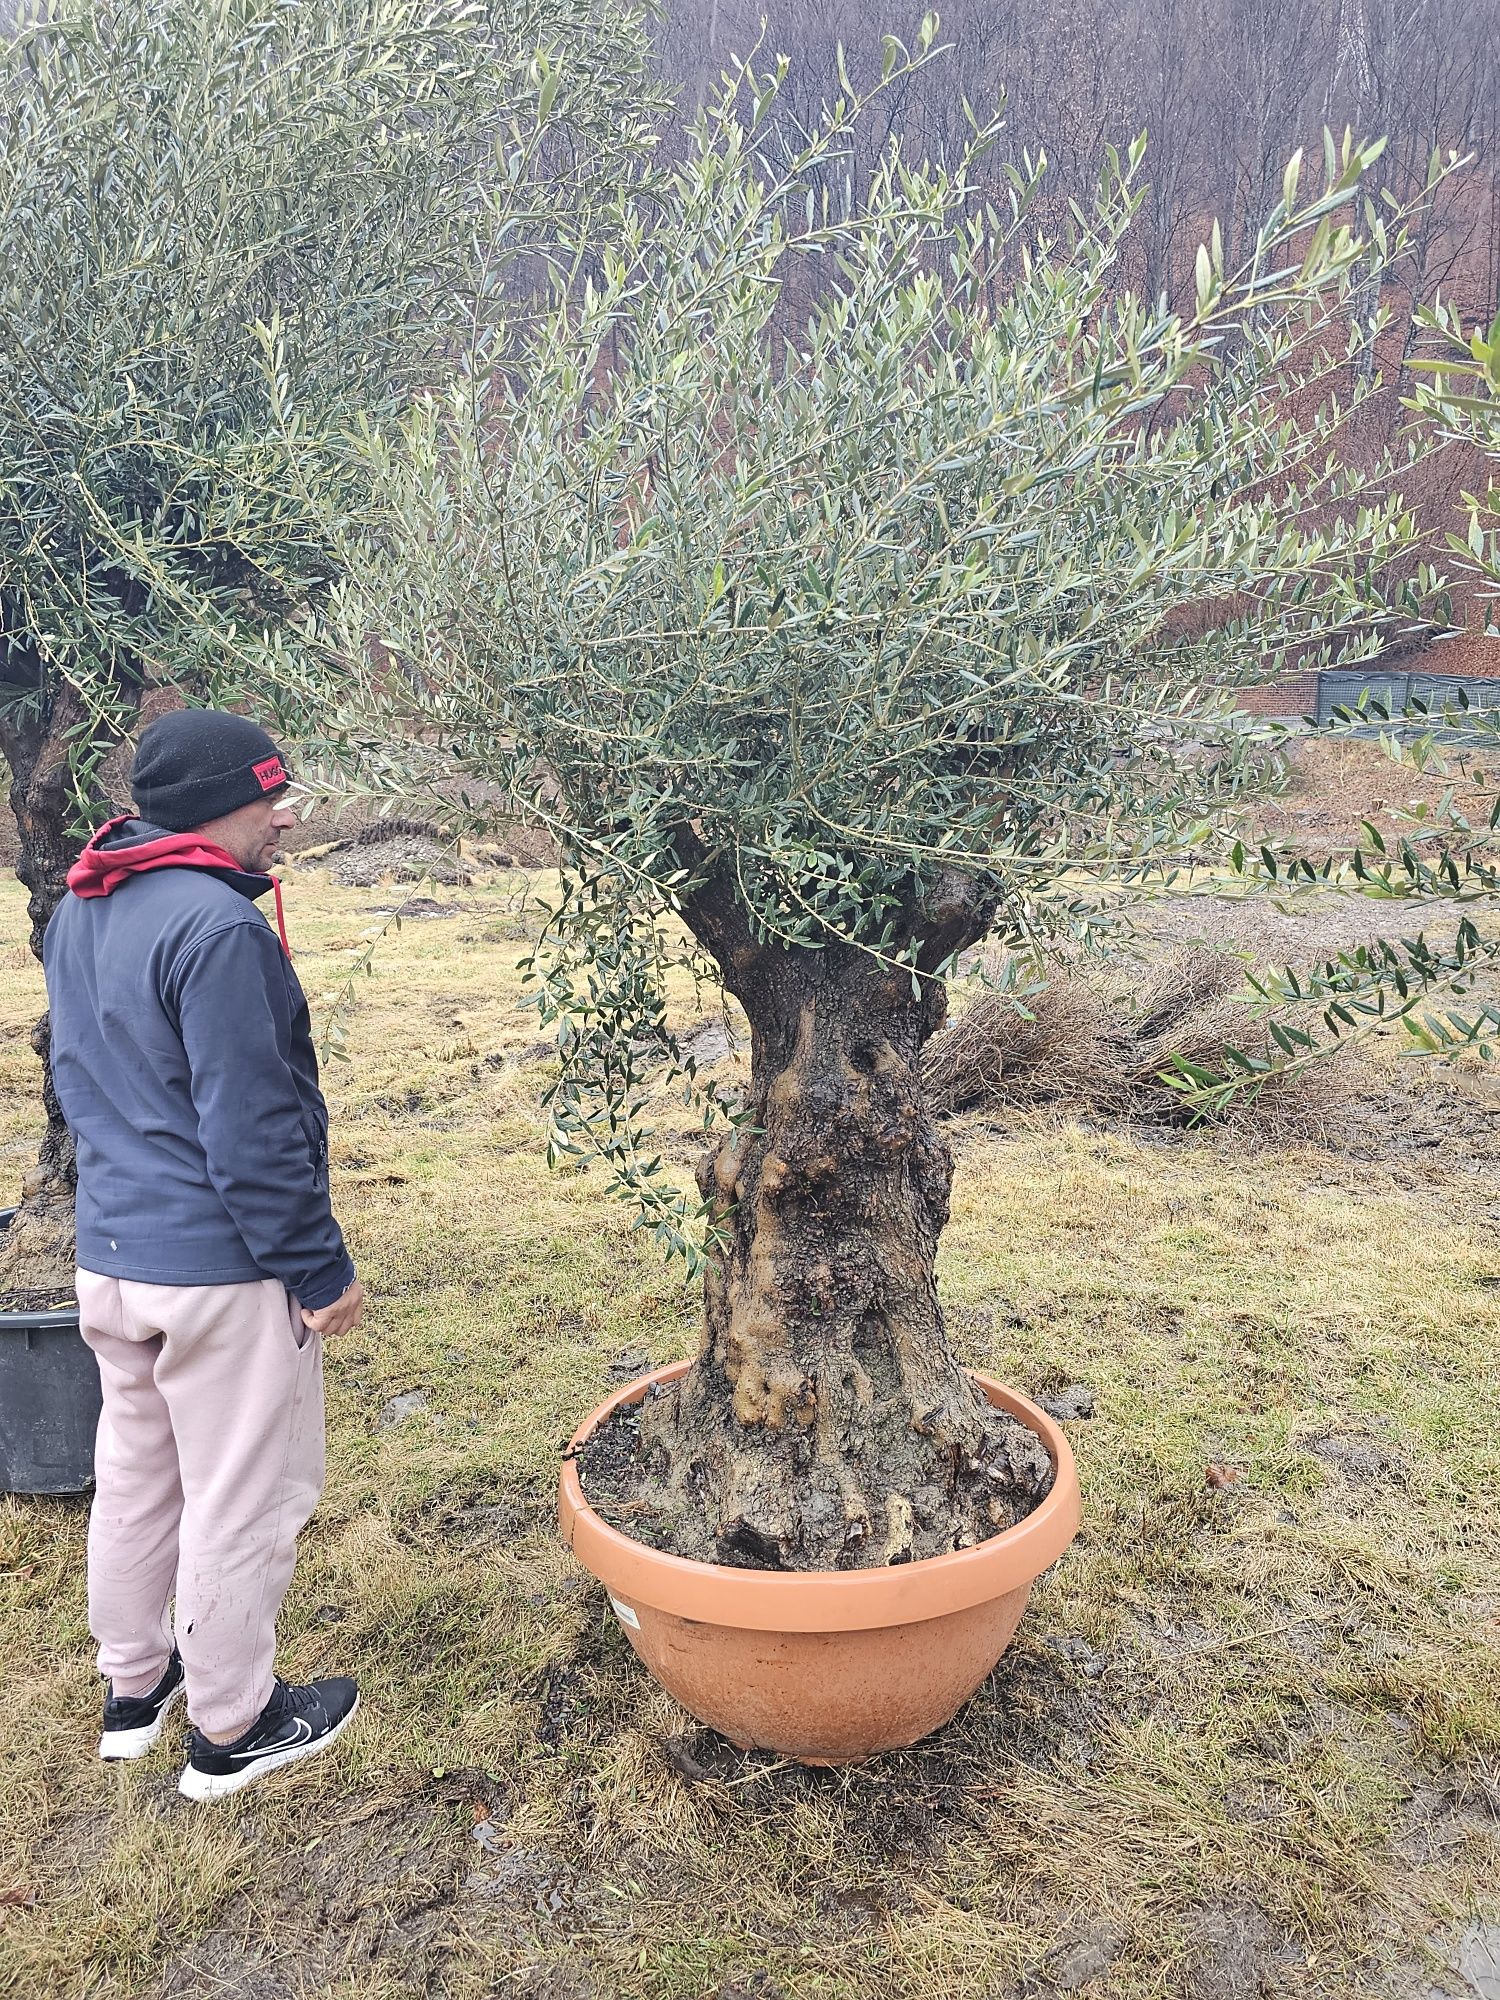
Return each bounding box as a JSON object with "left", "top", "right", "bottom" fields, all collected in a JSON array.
[{"left": 230, "top": 1716, "right": 313, "bottom": 1760}]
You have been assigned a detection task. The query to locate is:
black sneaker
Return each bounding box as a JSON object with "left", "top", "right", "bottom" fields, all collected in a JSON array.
[
  {"left": 177, "top": 1676, "right": 359, "bottom": 1802},
  {"left": 99, "top": 1650, "right": 186, "bottom": 1761}
]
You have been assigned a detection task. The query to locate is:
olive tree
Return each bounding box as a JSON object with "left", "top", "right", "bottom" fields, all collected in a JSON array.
[
  {"left": 0, "top": 0, "right": 658, "bottom": 1283},
  {"left": 282, "top": 42, "right": 1459, "bottom": 1569}
]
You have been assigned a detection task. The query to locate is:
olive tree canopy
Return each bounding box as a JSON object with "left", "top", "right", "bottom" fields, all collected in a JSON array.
[{"left": 249, "top": 34, "right": 1488, "bottom": 1570}]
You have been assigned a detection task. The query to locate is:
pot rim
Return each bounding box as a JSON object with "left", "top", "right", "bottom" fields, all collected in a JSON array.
[{"left": 559, "top": 1361, "right": 1081, "bottom": 1632}]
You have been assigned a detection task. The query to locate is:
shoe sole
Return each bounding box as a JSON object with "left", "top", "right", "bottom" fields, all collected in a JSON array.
[
  {"left": 98, "top": 1681, "right": 186, "bottom": 1761},
  {"left": 176, "top": 1695, "right": 360, "bottom": 1803}
]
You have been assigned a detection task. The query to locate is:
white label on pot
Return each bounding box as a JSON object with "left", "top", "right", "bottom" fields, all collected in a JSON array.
[{"left": 609, "top": 1596, "right": 641, "bottom": 1631}]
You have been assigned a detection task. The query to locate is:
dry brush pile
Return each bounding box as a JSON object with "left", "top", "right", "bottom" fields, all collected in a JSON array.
[{"left": 923, "top": 945, "right": 1341, "bottom": 1133}]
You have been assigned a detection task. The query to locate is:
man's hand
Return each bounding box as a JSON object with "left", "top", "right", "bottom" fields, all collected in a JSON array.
[{"left": 301, "top": 1277, "right": 365, "bottom": 1339}]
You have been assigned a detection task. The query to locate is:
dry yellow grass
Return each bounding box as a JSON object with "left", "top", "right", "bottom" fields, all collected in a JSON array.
[{"left": 0, "top": 868, "right": 1497, "bottom": 2000}]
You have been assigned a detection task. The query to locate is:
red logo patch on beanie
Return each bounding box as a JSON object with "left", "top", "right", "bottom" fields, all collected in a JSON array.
[{"left": 253, "top": 755, "right": 287, "bottom": 793}]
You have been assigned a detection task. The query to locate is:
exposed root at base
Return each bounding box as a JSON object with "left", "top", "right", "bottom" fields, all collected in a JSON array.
[{"left": 576, "top": 1378, "right": 1054, "bottom": 1572}]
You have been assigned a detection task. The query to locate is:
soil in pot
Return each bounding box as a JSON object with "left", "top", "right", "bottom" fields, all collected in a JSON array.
[
  {"left": 575, "top": 1377, "right": 1053, "bottom": 1571},
  {"left": 0, "top": 1286, "right": 76, "bottom": 1313},
  {"left": 0, "top": 1200, "right": 76, "bottom": 1315}
]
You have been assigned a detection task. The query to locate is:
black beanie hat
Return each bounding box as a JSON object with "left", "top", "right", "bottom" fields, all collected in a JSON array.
[{"left": 130, "top": 710, "right": 292, "bottom": 832}]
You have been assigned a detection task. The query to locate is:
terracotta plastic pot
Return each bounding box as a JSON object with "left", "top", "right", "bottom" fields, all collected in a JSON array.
[{"left": 558, "top": 1361, "right": 1081, "bottom": 1764}]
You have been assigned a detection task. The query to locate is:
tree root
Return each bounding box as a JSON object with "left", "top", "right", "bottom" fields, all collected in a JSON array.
[{"left": 582, "top": 1367, "right": 1053, "bottom": 1572}]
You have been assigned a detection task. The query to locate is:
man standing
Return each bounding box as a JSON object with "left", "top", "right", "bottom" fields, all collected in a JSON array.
[{"left": 44, "top": 709, "right": 364, "bottom": 1802}]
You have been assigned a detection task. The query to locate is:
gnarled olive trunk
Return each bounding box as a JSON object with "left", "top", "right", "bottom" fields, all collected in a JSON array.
[
  {"left": 623, "top": 890, "right": 1052, "bottom": 1572},
  {"left": 0, "top": 683, "right": 106, "bottom": 1296}
]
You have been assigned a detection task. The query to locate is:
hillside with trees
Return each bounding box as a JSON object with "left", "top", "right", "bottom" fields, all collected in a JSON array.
[{"left": 652, "top": 0, "right": 1500, "bottom": 679}]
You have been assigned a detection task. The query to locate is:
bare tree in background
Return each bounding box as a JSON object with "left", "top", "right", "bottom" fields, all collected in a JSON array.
[
  {"left": 651, "top": 0, "right": 1500, "bottom": 643},
  {"left": 652, "top": 0, "right": 1500, "bottom": 325}
]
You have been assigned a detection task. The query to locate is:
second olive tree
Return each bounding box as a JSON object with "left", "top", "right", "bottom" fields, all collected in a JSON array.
[{"left": 0, "top": 0, "right": 658, "bottom": 1287}]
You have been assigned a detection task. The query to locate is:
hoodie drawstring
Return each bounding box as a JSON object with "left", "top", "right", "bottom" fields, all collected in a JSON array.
[{"left": 270, "top": 875, "right": 292, "bottom": 959}]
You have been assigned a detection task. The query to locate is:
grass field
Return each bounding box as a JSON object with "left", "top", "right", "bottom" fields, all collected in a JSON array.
[{"left": 1, "top": 864, "right": 1498, "bottom": 2000}]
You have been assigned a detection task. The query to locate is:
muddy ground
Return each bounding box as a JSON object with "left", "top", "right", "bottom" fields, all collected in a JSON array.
[{"left": 1, "top": 736, "right": 1497, "bottom": 2000}]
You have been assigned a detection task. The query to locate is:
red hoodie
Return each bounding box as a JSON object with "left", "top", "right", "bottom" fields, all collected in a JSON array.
[{"left": 67, "top": 817, "right": 291, "bottom": 956}]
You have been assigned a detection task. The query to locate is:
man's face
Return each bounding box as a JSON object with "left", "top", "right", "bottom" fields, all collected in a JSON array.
[{"left": 195, "top": 794, "right": 298, "bottom": 872}]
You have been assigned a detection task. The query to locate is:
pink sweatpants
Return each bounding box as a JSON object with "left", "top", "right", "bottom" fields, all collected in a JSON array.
[{"left": 77, "top": 1270, "right": 325, "bottom": 1740}]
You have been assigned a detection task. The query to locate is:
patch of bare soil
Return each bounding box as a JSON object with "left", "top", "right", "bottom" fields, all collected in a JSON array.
[
  {"left": 1180, "top": 1894, "right": 1301, "bottom": 1999},
  {"left": 1303, "top": 1061, "right": 1500, "bottom": 1183},
  {"left": 147, "top": 1769, "right": 647, "bottom": 2000},
  {"left": 1133, "top": 886, "right": 1500, "bottom": 964},
  {"left": 326, "top": 823, "right": 472, "bottom": 888},
  {"left": 1255, "top": 736, "right": 1496, "bottom": 863},
  {"left": 367, "top": 895, "right": 476, "bottom": 919},
  {"left": 1302, "top": 1422, "right": 1407, "bottom": 1483},
  {"left": 151, "top": 1775, "right": 509, "bottom": 2000}
]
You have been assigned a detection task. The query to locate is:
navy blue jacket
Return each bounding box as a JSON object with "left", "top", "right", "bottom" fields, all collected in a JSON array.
[{"left": 42, "top": 819, "right": 355, "bottom": 1311}]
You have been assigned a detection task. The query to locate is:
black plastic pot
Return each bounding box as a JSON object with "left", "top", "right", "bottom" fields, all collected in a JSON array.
[{"left": 0, "top": 1206, "right": 99, "bottom": 1495}]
